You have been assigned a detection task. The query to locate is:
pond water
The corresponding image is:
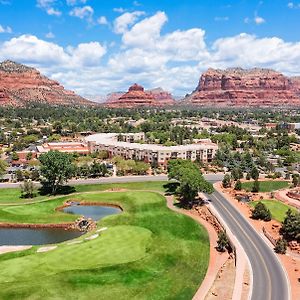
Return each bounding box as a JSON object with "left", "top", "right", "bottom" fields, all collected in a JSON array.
[
  {"left": 0, "top": 227, "right": 83, "bottom": 246},
  {"left": 62, "top": 204, "right": 121, "bottom": 221},
  {"left": 0, "top": 204, "right": 121, "bottom": 246}
]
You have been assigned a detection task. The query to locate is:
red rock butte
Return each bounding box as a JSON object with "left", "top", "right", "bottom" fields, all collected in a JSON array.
[
  {"left": 105, "top": 84, "right": 175, "bottom": 108},
  {"left": 183, "top": 67, "right": 300, "bottom": 107},
  {"left": 0, "top": 60, "right": 93, "bottom": 107}
]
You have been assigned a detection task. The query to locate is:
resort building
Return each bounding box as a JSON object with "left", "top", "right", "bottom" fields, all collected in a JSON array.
[
  {"left": 36, "top": 142, "right": 90, "bottom": 156},
  {"left": 85, "top": 133, "right": 218, "bottom": 166}
]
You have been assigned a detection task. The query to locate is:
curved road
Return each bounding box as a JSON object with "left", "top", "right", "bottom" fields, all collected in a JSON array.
[
  {"left": 209, "top": 189, "right": 289, "bottom": 300},
  {"left": 0, "top": 174, "right": 290, "bottom": 299}
]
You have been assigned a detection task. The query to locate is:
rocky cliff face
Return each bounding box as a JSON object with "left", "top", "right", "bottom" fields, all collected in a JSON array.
[
  {"left": 183, "top": 68, "right": 300, "bottom": 107},
  {"left": 105, "top": 84, "right": 175, "bottom": 108},
  {"left": 0, "top": 60, "right": 93, "bottom": 107}
]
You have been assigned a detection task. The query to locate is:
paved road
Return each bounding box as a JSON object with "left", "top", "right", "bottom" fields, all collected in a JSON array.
[
  {"left": 209, "top": 189, "right": 290, "bottom": 300},
  {"left": 0, "top": 173, "right": 289, "bottom": 299},
  {"left": 0, "top": 173, "right": 224, "bottom": 188}
]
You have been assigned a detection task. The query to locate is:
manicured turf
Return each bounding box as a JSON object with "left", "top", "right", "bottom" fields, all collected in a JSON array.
[
  {"left": 241, "top": 180, "right": 289, "bottom": 192},
  {"left": 249, "top": 200, "right": 297, "bottom": 222},
  {"left": 0, "top": 181, "right": 168, "bottom": 205},
  {"left": 0, "top": 186, "right": 209, "bottom": 299}
]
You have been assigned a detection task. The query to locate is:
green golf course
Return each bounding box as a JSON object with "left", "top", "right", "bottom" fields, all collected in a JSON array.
[{"left": 0, "top": 182, "right": 209, "bottom": 299}]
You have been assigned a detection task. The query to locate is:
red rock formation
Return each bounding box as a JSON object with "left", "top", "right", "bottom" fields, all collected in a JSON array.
[
  {"left": 148, "top": 87, "right": 175, "bottom": 106},
  {"left": 0, "top": 60, "right": 94, "bottom": 107},
  {"left": 183, "top": 68, "right": 300, "bottom": 107},
  {"left": 105, "top": 84, "right": 175, "bottom": 108}
]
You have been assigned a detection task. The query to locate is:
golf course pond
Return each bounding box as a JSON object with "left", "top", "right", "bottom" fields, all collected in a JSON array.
[{"left": 0, "top": 203, "right": 122, "bottom": 246}]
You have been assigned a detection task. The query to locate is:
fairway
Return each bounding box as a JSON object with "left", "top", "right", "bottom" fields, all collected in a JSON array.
[
  {"left": 0, "top": 184, "right": 209, "bottom": 299},
  {"left": 242, "top": 180, "right": 289, "bottom": 192},
  {"left": 249, "top": 200, "right": 297, "bottom": 222}
]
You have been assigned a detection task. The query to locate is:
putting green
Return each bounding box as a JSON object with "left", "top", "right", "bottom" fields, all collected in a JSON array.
[{"left": 0, "top": 188, "right": 209, "bottom": 299}]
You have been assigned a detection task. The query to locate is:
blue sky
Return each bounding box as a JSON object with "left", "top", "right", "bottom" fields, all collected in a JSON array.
[{"left": 0, "top": 0, "right": 300, "bottom": 97}]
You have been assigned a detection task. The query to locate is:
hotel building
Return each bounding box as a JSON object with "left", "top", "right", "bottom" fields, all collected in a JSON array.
[{"left": 85, "top": 133, "right": 218, "bottom": 166}]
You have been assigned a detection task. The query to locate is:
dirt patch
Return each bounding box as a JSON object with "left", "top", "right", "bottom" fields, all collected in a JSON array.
[
  {"left": 205, "top": 257, "right": 236, "bottom": 300},
  {"left": 0, "top": 222, "right": 73, "bottom": 229}
]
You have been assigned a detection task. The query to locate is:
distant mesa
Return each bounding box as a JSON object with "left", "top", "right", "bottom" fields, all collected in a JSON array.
[
  {"left": 0, "top": 60, "right": 94, "bottom": 107},
  {"left": 105, "top": 83, "right": 175, "bottom": 108},
  {"left": 182, "top": 67, "right": 300, "bottom": 107}
]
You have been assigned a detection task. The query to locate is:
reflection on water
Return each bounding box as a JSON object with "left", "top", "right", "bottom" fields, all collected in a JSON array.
[
  {"left": 62, "top": 204, "right": 121, "bottom": 221},
  {"left": 0, "top": 227, "right": 83, "bottom": 246}
]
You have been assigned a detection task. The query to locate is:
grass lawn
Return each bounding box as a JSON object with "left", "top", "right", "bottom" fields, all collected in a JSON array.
[
  {"left": 249, "top": 200, "right": 297, "bottom": 222},
  {"left": 0, "top": 185, "right": 209, "bottom": 299},
  {"left": 0, "top": 181, "right": 168, "bottom": 205},
  {"left": 241, "top": 180, "right": 289, "bottom": 193}
]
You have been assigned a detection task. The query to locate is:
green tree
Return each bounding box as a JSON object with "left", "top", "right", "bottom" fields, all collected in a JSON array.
[
  {"left": 216, "top": 231, "right": 229, "bottom": 252},
  {"left": 252, "top": 179, "right": 260, "bottom": 193},
  {"left": 246, "top": 172, "right": 251, "bottom": 180},
  {"left": 26, "top": 152, "right": 33, "bottom": 161},
  {"left": 292, "top": 174, "right": 300, "bottom": 187},
  {"left": 11, "top": 151, "right": 19, "bottom": 161},
  {"left": 20, "top": 179, "right": 35, "bottom": 198},
  {"left": 250, "top": 167, "right": 259, "bottom": 180},
  {"left": 0, "top": 159, "right": 8, "bottom": 178},
  {"left": 168, "top": 159, "right": 213, "bottom": 206},
  {"left": 39, "top": 150, "right": 75, "bottom": 194},
  {"left": 222, "top": 174, "right": 231, "bottom": 188},
  {"left": 281, "top": 209, "right": 300, "bottom": 241},
  {"left": 234, "top": 180, "right": 242, "bottom": 191},
  {"left": 274, "top": 238, "right": 287, "bottom": 254},
  {"left": 251, "top": 202, "right": 271, "bottom": 221}
]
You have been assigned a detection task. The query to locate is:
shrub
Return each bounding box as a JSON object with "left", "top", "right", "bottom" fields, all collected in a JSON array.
[
  {"left": 251, "top": 202, "right": 272, "bottom": 221},
  {"left": 274, "top": 238, "right": 287, "bottom": 254},
  {"left": 252, "top": 179, "right": 260, "bottom": 193},
  {"left": 216, "top": 231, "right": 229, "bottom": 252},
  {"left": 222, "top": 174, "right": 231, "bottom": 188},
  {"left": 234, "top": 180, "right": 242, "bottom": 191}
]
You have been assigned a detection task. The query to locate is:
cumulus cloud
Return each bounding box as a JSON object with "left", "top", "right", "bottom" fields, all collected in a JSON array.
[
  {"left": 113, "top": 7, "right": 126, "bottom": 13},
  {"left": 66, "top": 0, "right": 88, "bottom": 6},
  {"left": 97, "top": 16, "right": 108, "bottom": 25},
  {"left": 113, "top": 11, "right": 145, "bottom": 34},
  {"left": 288, "top": 2, "right": 300, "bottom": 9},
  {"left": 45, "top": 31, "right": 55, "bottom": 38},
  {"left": 214, "top": 16, "right": 229, "bottom": 22},
  {"left": 122, "top": 11, "right": 167, "bottom": 47},
  {"left": 36, "top": 0, "right": 62, "bottom": 16},
  {"left": 2, "top": 12, "right": 300, "bottom": 96},
  {"left": 0, "top": 34, "right": 106, "bottom": 68},
  {"left": 0, "top": 24, "right": 12, "bottom": 33},
  {"left": 69, "top": 5, "right": 94, "bottom": 21},
  {"left": 254, "top": 16, "right": 265, "bottom": 24}
]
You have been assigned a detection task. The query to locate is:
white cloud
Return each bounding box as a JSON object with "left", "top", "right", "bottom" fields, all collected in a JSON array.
[
  {"left": 0, "top": 24, "right": 12, "bottom": 33},
  {"left": 113, "top": 11, "right": 145, "bottom": 34},
  {"left": 0, "top": 34, "right": 106, "bottom": 68},
  {"left": 45, "top": 31, "right": 55, "bottom": 38},
  {"left": 214, "top": 16, "right": 229, "bottom": 22},
  {"left": 97, "top": 16, "right": 108, "bottom": 25},
  {"left": 113, "top": 7, "right": 126, "bottom": 13},
  {"left": 66, "top": 0, "right": 88, "bottom": 6},
  {"left": 2, "top": 12, "right": 300, "bottom": 97},
  {"left": 288, "top": 2, "right": 300, "bottom": 9},
  {"left": 46, "top": 7, "right": 61, "bottom": 16},
  {"left": 122, "top": 11, "right": 167, "bottom": 47},
  {"left": 254, "top": 16, "right": 265, "bottom": 24},
  {"left": 244, "top": 15, "right": 265, "bottom": 25},
  {"left": 36, "top": 0, "right": 62, "bottom": 16},
  {"left": 69, "top": 5, "right": 94, "bottom": 23}
]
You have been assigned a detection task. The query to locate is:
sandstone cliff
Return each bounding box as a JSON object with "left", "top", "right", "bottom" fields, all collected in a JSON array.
[
  {"left": 105, "top": 84, "right": 175, "bottom": 108},
  {"left": 0, "top": 60, "right": 93, "bottom": 107},
  {"left": 183, "top": 68, "right": 300, "bottom": 107}
]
